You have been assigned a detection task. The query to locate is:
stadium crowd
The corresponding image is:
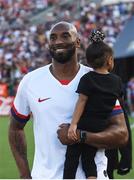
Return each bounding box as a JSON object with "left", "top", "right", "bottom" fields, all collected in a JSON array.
[{"left": 0, "top": 0, "right": 134, "bottom": 101}]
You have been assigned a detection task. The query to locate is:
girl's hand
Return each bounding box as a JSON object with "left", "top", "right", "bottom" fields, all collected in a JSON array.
[{"left": 68, "top": 124, "right": 78, "bottom": 141}]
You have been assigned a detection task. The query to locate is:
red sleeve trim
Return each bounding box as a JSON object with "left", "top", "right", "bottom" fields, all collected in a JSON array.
[
  {"left": 113, "top": 105, "right": 122, "bottom": 110},
  {"left": 12, "top": 103, "right": 30, "bottom": 120}
]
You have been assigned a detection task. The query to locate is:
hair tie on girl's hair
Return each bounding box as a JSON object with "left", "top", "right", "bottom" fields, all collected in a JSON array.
[{"left": 90, "top": 30, "right": 105, "bottom": 43}]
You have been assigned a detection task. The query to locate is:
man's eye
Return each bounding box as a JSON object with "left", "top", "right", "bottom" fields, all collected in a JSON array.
[
  {"left": 50, "top": 36, "right": 56, "bottom": 41},
  {"left": 63, "top": 34, "right": 69, "bottom": 38}
]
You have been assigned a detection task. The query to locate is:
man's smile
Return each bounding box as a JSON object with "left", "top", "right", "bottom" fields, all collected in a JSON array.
[{"left": 55, "top": 48, "right": 67, "bottom": 53}]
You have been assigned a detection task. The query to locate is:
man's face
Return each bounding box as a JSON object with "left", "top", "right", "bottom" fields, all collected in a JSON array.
[{"left": 49, "top": 24, "right": 79, "bottom": 64}]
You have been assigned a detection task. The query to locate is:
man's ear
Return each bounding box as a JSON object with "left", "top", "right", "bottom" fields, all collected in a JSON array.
[{"left": 76, "top": 38, "right": 81, "bottom": 48}]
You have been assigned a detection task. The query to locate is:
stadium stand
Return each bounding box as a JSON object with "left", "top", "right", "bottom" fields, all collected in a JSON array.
[{"left": 0, "top": 0, "right": 134, "bottom": 97}]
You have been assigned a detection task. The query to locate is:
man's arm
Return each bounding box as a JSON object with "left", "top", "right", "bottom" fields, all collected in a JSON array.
[
  {"left": 57, "top": 113, "right": 128, "bottom": 149},
  {"left": 8, "top": 115, "right": 31, "bottom": 179},
  {"left": 84, "top": 113, "right": 128, "bottom": 148}
]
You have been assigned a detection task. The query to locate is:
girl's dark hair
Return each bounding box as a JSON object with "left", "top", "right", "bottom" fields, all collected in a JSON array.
[{"left": 86, "top": 30, "right": 113, "bottom": 69}]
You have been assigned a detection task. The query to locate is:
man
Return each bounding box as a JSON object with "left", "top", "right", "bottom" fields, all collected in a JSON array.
[{"left": 8, "top": 21, "right": 128, "bottom": 179}]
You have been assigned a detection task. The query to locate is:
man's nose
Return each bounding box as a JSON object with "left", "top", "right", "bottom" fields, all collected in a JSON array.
[{"left": 55, "top": 37, "right": 63, "bottom": 44}]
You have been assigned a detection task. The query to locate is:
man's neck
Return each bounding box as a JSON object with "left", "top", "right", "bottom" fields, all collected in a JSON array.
[{"left": 50, "top": 59, "right": 80, "bottom": 80}]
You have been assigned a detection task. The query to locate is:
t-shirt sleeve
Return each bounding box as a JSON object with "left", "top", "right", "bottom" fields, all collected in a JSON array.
[
  {"left": 76, "top": 75, "right": 90, "bottom": 96},
  {"left": 10, "top": 76, "right": 31, "bottom": 123},
  {"left": 110, "top": 99, "right": 123, "bottom": 116}
]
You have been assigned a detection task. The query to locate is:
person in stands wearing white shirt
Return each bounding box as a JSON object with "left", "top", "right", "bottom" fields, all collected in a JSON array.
[{"left": 8, "top": 21, "right": 128, "bottom": 179}]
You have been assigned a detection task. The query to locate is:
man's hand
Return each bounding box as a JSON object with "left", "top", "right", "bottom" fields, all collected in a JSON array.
[{"left": 57, "top": 123, "right": 80, "bottom": 145}]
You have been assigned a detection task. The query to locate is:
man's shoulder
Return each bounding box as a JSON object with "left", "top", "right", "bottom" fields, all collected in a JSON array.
[
  {"left": 80, "top": 64, "right": 93, "bottom": 73},
  {"left": 19, "top": 64, "right": 51, "bottom": 88},
  {"left": 23, "top": 64, "right": 50, "bottom": 81},
  {"left": 28, "top": 64, "right": 50, "bottom": 76}
]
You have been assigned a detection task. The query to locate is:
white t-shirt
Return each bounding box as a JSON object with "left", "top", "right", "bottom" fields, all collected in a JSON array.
[{"left": 11, "top": 64, "right": 108, "bottom": 179}]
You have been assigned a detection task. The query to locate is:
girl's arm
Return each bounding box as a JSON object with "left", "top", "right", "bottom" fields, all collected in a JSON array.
[
  {"left": 68, "top": 94, "right": 88, "bottom": 140},
  {"left": 71, "top": 93, "right": 88, "bottom": 125}
]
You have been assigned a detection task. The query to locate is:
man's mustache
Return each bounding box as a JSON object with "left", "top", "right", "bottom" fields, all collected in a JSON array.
[{"left": 50, "top": 42, "right": 75, "bottom": 50}]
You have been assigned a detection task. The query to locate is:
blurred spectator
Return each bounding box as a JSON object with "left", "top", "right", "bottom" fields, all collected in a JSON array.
[
  {"left": 0, "top": 79, "right": 8, "bottom": 97},
  {"left": 0, "top": 0, "right": 134, "bottom": 97},
  {"left": 127, "top": 77, "right": 134, "bottom": 117}
]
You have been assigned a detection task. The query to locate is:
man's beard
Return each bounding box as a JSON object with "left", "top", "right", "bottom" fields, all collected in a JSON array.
[{"left": 49, "top": 42, "right": 76, "bottom": 64}]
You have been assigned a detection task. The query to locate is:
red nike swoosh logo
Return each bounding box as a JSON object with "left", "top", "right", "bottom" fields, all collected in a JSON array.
[{"left": 38, "top": 98, "right": 51, "bottom": 102}]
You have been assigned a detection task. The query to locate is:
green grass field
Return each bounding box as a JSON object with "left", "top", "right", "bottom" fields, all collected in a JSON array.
[{"left": 0, "top": 116, "right": 133, "bottom": 179}]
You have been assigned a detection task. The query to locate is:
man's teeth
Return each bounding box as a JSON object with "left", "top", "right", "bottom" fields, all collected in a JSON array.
[{"left": 56, "top": 49, "right": 65, "bottom": 52}]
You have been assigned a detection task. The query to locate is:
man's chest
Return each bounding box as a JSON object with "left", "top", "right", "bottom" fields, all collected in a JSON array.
[{"left": 27, "top": 81, "right": 78, "bottom": 117}]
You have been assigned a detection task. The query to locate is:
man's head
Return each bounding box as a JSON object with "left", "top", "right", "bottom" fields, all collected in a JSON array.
[{"left": 48, "top": 21, "right": 80, "bottom": 64}]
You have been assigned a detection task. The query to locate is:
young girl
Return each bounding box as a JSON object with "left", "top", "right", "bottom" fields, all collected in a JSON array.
[{"left": 63, "top": 30, "right": 123, "bottom": 179}]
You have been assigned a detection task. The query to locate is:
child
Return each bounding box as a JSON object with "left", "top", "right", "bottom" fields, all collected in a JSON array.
[{"left": 63, "top": 30, "right": 123, "bottom": 179}]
